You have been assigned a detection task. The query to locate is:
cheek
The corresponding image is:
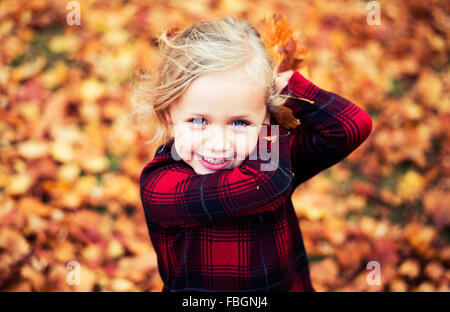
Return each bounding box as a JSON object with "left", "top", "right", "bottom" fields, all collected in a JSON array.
[
  {"left": 173, "top": 125, "right": 192, "bottom": 161},
  {"left": 172, "top": 125, "right": 200, "bottom": 160},
  {"left": 232, "top": 128, "right": 260, "bottom": 161}
]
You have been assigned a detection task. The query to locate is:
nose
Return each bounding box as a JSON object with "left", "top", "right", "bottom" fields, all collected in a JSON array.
[{"left": 204, "top": 125, "right": 231, "bottom": 153}]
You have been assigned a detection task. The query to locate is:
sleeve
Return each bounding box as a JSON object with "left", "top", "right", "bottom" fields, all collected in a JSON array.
[
  {"left": 280, "top": 71, "right": 373, "bottom": 189},
  {"left": 140, "top": 143, "right": 293, "bottom": 228}
]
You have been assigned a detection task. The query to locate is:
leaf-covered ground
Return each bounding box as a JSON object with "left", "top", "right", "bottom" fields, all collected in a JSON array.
[{"left": 0, "top": 0, "right": 449, "bottom": 291}]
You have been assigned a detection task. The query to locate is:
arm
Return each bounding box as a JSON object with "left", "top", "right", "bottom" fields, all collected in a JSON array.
[
  {"left": 140, "top": 141, "right": 293, "bottom": 228},
  {"left": 280, "top": 71, "right": 373, "bottom": 188}
]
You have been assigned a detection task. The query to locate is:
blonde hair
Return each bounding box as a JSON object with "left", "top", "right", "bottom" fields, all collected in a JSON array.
[{"left": 128, "top": 16, "right": 299, "bottom": 150}]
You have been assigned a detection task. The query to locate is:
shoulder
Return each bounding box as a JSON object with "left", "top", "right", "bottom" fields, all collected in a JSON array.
[{"left": 139, "top": 140, "right": 194, "bottom": 188}]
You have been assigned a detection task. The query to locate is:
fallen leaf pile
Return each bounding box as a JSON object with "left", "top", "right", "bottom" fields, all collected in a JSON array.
[{"left": 0, "top": 0, "right": 448, "bottom": 292}]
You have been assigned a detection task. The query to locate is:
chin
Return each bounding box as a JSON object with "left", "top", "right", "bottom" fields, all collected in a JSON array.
[
  {"left": 189, "top": 161, "right": 216, "bottom": 175},
  {"left": 193, "top": 165, "right": 215, "bottom": 175}
]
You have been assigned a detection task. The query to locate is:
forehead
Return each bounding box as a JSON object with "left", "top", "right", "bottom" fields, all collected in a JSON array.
[{"left": 173, "top": 69, "right": 266, "bottom": 118}]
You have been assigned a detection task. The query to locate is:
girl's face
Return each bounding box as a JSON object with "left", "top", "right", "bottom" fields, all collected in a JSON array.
[{"left": 167, "top": 68, "right": 270, "bottom": 175}]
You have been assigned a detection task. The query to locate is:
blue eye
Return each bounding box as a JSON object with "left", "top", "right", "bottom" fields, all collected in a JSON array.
[
  {"left": 189, "top": 117, "right": 207, "bottom": 126},
  {"left": 187, "top": 117, "right": 249, "bottom": 128},
  {"left": 232, "top": 120, "right": 250, "bottom": 127}
]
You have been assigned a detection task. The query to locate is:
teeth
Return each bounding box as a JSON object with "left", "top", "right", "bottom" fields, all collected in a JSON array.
[{"left": 203, "top": 157, "right": 227, "bottom": 164}]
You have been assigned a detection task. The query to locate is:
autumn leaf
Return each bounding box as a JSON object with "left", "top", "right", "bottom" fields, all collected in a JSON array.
[
  {"left": 261, "top": 14, "right": 308, "bottom": 72},
  {"left": 1, "top": 0, "right": 449, "bottom": 293}
]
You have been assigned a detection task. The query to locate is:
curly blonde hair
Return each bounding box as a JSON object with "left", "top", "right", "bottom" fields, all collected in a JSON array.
[{"left": 127, "top": 16, "right": 299, "bottom": 150}]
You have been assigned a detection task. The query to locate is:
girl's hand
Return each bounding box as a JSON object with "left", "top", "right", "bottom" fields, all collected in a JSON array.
[{"left": 275, "top": 70, "right": 294, "bottom": 93}]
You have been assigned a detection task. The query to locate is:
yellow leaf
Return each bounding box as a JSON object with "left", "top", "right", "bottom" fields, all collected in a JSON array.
[
  {"left": 397, "top": 170, "right": 425, "bottom": 201},
  {"left": 106, "top": 240, "right": 125, "bottom": 258},
  {"left": 49, "top": 34, "right": 81, "bottom": 53},
  {"left": 50, "top": 141, "right": 74, "bottom": 163},
  {"left": 398, "top": 259, "right": 420, "bottom": 279},
  {"left": 80, "top": 154, "right": 108, "bottom": 173},
  {"left": 5, "top": 173, "right": 32, "bottom": 195},
  {"left": 404, "top": 222, "right": 436, "bottom": 255},
  {"left": 11, "top": 56, "right": 46, "bottom": 82},
  {"left": 41, "top": 61, "right": 68, "bottom": 89},
  {"left": 18, "top": 140, "right": 49, "bottom": 159},
  {"left": 80, "top": 79, "right": 105, "bottom": 102}
]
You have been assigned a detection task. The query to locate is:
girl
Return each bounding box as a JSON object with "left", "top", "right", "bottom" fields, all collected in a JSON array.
[{"left": 134, "top": 16, "right": 372, "bottom": 292}]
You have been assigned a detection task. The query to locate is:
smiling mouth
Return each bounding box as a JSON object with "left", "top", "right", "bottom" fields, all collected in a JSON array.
[
  {"left": 195, "top": 153, "right": 232, "bottom": 164},
  {"left": 202, "top": 156, "right": 228, "bottom": 164}
]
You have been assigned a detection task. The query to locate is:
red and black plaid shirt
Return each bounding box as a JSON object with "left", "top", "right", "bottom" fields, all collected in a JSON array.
[{"left": 139, "top": 71, "right": 373, "bottom": 292}]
